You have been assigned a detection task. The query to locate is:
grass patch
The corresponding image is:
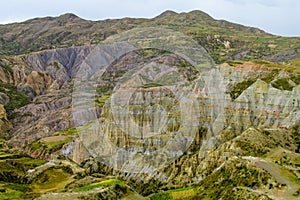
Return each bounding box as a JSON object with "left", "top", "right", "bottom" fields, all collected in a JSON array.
[
  {"left": 271, "top": 78, "right": 294, "bottom": 91},
  {"left": 30, "top": 136, "right": 73, "bottom": 154},
  {"left": 176, "top": 59, "right": 198, "bottom": 81},
  {"left": 227, "top": 79, "right": 256, "bottom": 100},
  {"left": 261, "top": 69, "right": 279, "bottom": 83},
  {"left": 139, "top": 48, "right": 169, "bottom": 59},
  {"left": 0, "top": 151, "right": 46, "bottom": 183},
  {"left": 289, "top": 58, "right": 300, "bottom": 67},
  {"left": 172, "top": 189, "right": 195, "bottom": 200},
  {"left": 95, "top": 94, "right": 111, "bottom": 107},
  {"left": 150, "top": 186, "right": 196, "bottom": 200},
  {"left": 194, "top": 159, "right": 272, "bottom": 199},
  {"left": 0, "top": 152, "right": 18, "bottom": 159},
  {"left": 227, "top": 60, "right": 245, "bottom": 67},
  {"left": 150, "top": 192, "right": 171, "bottom": 200},
  {"left": 5, "top": 157, "right": 47, "bottom": 171},
  {"left": 253, "top": 60, "right": 272, "bottom": 65},
  {"left": 44, "top": 138, "right": 72, "bottom": 149},
  {"left": 140, "top": 83, "right": 163, "bottom": 88},
  {"left": 53, "top": 127, "right": 78, "bottom": 136},
  {"left": 0, "top": 187, "right": 25, "bottom": 199},
  {"left": 77, "top": 179, "right": 124, "bottom": 192},
  {"left": 96, "top": 85, "right": 111, "bottom": 94},
  {"left": 0, "top": 82, "right": 31, "bottom": 114},
  {"left": 31, "top": 167, "right": 73, "bottom": 194},
  {"left": 2, "top": 183, "right": 31, "bottom": 193}
]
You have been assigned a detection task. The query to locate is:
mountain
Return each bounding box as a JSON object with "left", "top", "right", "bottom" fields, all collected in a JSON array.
[
  {"left": 1, "top": 10, "right": 300, "bottom": 63},
  {"left": 0, "top": 10, "right": 300, "bottom": 199}
]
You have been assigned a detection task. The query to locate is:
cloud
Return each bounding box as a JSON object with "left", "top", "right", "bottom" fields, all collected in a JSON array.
[{"left": 224, "top": 0, "right": 278, "bottom": 7}]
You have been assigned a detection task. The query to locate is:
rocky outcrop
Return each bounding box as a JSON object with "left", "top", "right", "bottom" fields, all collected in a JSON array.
[
  {"left": 7, "top": 90, "right": 73, "bottom": 148},
  {"left": 0, "top": 10, "right": 273, "bottom": 59},
  {"left": 68, "top": 51, "right": 300, "bottom": 186},
  {"left": 0, "top": 44, "right": 297, "bottom": 162},
  {"left": 263, "top": 48, "right": 300, "bottom": 62},
  {"left": 0, "top": 59, "right": 14, "bottom": 84},
  {"left": 0, "top": 104, "right": 12, "bottom": 139},
  {"left": 0, "top": 45, "right": 92, "bottom": 97},
  {"left": 0, "top": 12, "right": 300, "bottom": 200},
  {"left": 155, "top": 10, "right": 178, "bottom": 19},
  {"left": 24, "top": 45, "right": 92, "bottom": 81},
  {"left": 0, "top": 44, "right": 298, "bottom": 199}
]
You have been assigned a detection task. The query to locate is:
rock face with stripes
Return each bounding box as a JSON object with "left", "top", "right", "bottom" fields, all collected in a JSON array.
[{"left": 0, "top": 43, "right": 299, "bottom": 183}]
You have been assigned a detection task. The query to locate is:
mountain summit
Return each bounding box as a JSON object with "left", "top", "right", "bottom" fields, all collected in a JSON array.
[
  {"left": 154, "top": 10, "right": 178, "bottom": 18},
  {"left": 1, "top": 10, "right": 298, "bottom": 63}
]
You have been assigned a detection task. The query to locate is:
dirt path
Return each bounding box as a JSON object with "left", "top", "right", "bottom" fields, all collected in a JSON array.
[
  {"left": 242, "top": 156, "right": 300, "bottom": 200},
  {"left": 256, "top": 160, "right": 299, "bottom": 200}
]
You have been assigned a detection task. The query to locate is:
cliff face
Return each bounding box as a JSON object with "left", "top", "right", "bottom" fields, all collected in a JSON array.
[
  {"left": 69, "top": 60, "right": 300, "bottom": 183},
  {"left": 57, "top": 49, "right": 299, "bottom": 199},
  {"left": 0, "top": 43, "right": 298, "bottom": 164},
  {"left": 0, "top": 45, "right": 92, "bottom": 98},
  {"left": 0, "top": 13, "right": 299, "bottom": 198},
  {"left": 0, "top": 49, "right": 90, "bottom": 160},
  {"left": 0, "top": 104, "right": 12, "bottom": 139},
  {"left": 24, "top": 45, "right": 92, "bottom": 81}
]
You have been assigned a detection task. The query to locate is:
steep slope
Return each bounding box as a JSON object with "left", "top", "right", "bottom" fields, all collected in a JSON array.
[
  {"left": 1, "top": 11, "right": 300, "bottom": 63},
  {"left": 0, "top": 11, "right": 299, "bottom": 199},
  {"left": 1, "top": 48, "right": 299, "bottom": 199}
]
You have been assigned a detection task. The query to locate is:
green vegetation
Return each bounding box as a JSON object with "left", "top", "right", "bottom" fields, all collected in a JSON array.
[
  {"left": 95, "top": 94, "right": 111, "bottom": 107},
  {"left": 150, "top": 159, "right": 272, "bottom": 200},
  {"left": 1, "top": 10, "right": 300, "bottom": 200},
  {"left": 227, "top": 60, "right": 245, "bottom": 67},
  {"left": 289, "top": 58, "right": 300, "bottom": 67},
  {"left": 0, "top": 149, "right": 46, "bottom": 199},
  {"left": 140, "top": 83, "right": 163, "bottom": 88},
  {"left": 176, "top": 59, "right": 198, "bottom": 81},
  {"left": 254, "top": 59, "right": 300, "bottom": 74},
  {"left": 96, "top": 85, "right": 111, "bottom": 94},
  {"left": 194, "top": 160, "right": 271, "bottom": 199},
  {"left": 0, "top": 184, "right": 29, "bottom": 200},
  {"left": 0, "top": 141, "right": 4, "bottom": 149},
  {"left": 31, "top": 167, "right": 73, "bottom": 194},
  {"left": 260, "top": 69, "right": 279, "bottom": 83},
  {"left": 1, "top": 10, "right": 299, "bottom": 64},
  {"left": 291, "top": 121, "right": 300, "bottom": 153},
  {"left": 228, "top": 79, "right": 256, "bottom": 100},
  {"left": 29, "top": 136, "right": 73, "bottom": 154},
  {"left": 53, "top": 127, "right": 78, "bottom": 136},
  {"left": 0, "top": 82, "right": 31, "bottom": 113},
  {"left": 140, "top": 49, "right": 169, "bottom": 59},
  {"left": 43, "top": 138, "right": 72, "bottom": 150},
  {"left": 150, "top": 187, "right": 196, "bottom": 200},
  {"left": 234, "top": 128, "right": 291, "bottom": 157},
  {"left": 0, "top": 151, "right": 46, "bottom": 182},
  {"left": 10, "top": 157, "right": 47, "bottom": 170},
  {"left": 77, "top": 179, "right": 124, "bottom": 192},
  {"left": 226, "top": 60, "right": 300, "bottom": 99},
  {"left": 271, "top": 78, "right": 294, "bottom": 91}
]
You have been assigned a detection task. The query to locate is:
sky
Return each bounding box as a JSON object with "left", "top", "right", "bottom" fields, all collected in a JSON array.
[{"left": 0, "top": 0, "right": 299, "bottom": 36}]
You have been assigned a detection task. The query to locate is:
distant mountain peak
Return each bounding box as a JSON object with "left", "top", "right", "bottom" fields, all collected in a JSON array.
[
  {"left": 155, "top": 10, "right": 178, "bottom": 19},
  {"left": 187, "top": 10, "right": 213, "bottom": 19},
  {"left": 57, "top": 13, "right": 80, "bottom": 20}
]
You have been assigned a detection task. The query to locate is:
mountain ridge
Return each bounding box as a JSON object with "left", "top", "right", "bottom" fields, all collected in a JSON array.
[
  {"left": 2, "top": 10, "right": 298, "bottom": 63},
  {"left": 0, "top": 10, "right": 300, "bottom": 199}
]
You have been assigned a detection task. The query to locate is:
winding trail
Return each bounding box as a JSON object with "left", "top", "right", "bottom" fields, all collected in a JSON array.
[{"left": 242, "top": 156, "right": 300, "bottom": 200}]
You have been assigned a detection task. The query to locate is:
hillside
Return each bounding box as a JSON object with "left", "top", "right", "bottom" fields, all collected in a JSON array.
[
  {"left": 0, "top": 11, "right": 300, "bottom": 63},
  {"left": 0, "top": 10, "right": 299, "bottom": 199}
]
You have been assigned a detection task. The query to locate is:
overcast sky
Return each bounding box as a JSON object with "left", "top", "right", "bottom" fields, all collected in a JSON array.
[{"left": 1, "top": 0, "right": 299, "bottom": 36}]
